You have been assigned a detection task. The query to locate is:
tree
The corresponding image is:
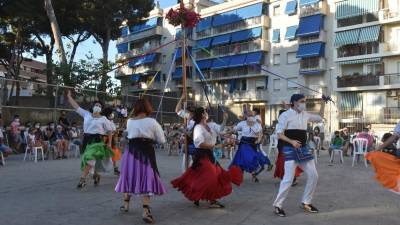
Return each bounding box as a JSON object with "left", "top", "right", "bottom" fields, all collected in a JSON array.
[{"left": 81, "top": 0, "right": 154, "bottom": 92}]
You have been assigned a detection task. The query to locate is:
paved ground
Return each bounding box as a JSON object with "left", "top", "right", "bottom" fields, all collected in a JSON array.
[{"left": 0, "top": 149, "right": 399, "bottom": 225}]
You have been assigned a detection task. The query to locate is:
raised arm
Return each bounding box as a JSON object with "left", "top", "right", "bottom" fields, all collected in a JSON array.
[
  {"left": 175, "top": 94, "right": 185, "bottom": 115},
  {"left": 377, "top": 134, "right": 398, "bottom": 151},
  {"left": 67, "top": 90, "right": 80, "bottom": 110}
]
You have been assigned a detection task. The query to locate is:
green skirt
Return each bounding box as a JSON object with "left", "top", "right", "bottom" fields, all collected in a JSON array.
[{"left": 81, "top": 142, "right": 114, "bottom": 170}]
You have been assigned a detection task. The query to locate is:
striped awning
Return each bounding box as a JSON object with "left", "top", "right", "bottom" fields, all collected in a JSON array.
[
  {"left": 334, "top": 29, "right": 360, "bottom": 47},
  {"left": 340, "top": 92, "right": 362, "bottom": 110},
  {"left": 336, "top": 0, "right": 379, "bottom": 19},
  {"left": 337, "top": 57, "right": 381, "bottom": 65},
  {"left": 358, "top": 25, "right": 381, "bottom": 43}
]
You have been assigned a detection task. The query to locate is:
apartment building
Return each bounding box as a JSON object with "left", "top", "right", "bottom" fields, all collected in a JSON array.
[
  {"left": 333, "top": 0, "right": 400, "bottom": 134},
  {"left": 116, "top": 0, "right": 400, "bottom": 131}
]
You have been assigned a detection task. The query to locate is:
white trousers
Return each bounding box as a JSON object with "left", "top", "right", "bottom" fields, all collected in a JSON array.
[{"left": 273, "top": 159, "right": 318, "bottom": 208}]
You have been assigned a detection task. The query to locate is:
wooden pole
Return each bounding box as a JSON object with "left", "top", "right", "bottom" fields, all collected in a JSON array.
[{"left": 182, "top": 28, "right": 189, "bottom": 170}]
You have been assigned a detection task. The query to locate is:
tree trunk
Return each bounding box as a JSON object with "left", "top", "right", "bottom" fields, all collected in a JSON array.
[
  {"left": 44, "top": 0, "right": 67, "bottom": 65},
  {"left": 98, "top": 37, "right": 110, "bottom": 94},
  {"left": 45, "top": 52, "right": 54, "bottom": 107}
]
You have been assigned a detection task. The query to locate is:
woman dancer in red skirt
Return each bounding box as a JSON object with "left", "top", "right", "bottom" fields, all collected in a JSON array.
[{"left": 172, "top": 107, "right": 243, "bottom": 208}]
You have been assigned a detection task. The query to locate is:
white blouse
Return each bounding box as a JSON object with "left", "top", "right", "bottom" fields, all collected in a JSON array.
[
  {"left": 234, "top": 121, "right": 262, "bottom": 138},
  {"left": 276, "top": 108, "right": 322, "bottom": 134},
  {"left": 126, "top": 117, "right": 166, "bottom": 144},
  {"left": 193, "top": 124, "right": 217, "bottom": 148},
  {"left": 76, "top": 107, "right": 112, "bottom": 135}
]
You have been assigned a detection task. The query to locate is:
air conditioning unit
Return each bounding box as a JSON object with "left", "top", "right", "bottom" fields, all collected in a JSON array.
[{"left": 387, "top": 90, "right": 397, "bottom": 97}]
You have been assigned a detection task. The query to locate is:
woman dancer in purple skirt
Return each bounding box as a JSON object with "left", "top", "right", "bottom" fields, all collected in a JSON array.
[{"left": 115, "top": 99, "right": 166, "bottom": 223}]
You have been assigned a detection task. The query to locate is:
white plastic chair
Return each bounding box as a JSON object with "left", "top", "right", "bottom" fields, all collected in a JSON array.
[
  {"left": 312, "top": 136, "right": 321, "bottom": 164},
  {"left": 0, "top": 152, "right": 5, "bottom": 166},
  {"left": 69, "top": 143, "right": 80, "bottom": 158},
  {"left": 267, "top": 134, "right": 278, "bottom": 158},
  {"left": 24, "top": 146, "right": 45, "bottom": 163},
  {"left": 352, "top": 138, "right": 368, "bottom": 167},
  {"left": 330, "top": 147, "right": 344, "bottom": 164}
]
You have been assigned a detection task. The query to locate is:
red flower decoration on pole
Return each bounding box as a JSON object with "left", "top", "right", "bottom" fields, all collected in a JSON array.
[{"left": 166, "top": 2, "right": 201, "bottom": 28}]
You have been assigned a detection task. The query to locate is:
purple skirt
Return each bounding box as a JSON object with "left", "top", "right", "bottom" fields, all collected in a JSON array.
[{"left": 115, "top": 148, "right": 167, "bottom": 195}]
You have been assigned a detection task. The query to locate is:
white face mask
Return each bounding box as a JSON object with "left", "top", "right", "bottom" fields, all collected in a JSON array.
[
  {"left": 297, "top": 103, "right": 306, "bottom": 112},
  {"left": 93, "top": 106, "right": 102, "bottom": 113},
  {"left": 35, "top": 125, "right": 40, "bottom": 129},
  {"left": 109, "top": 114, "right": 114, "bottom": 120}
]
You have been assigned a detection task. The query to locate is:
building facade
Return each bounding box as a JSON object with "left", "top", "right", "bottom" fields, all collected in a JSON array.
[{"left": 116, "top": 0, "right": 400, "bottom": 133}]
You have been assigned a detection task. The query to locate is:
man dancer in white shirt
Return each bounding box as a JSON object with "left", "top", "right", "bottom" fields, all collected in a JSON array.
[{"left": 273, "top": 94, "right": 325, "bottom": 217}]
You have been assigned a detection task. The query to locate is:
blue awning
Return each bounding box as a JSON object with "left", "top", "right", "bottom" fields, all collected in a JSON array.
[
  {"left": 285, "top": 26, "right": 298, "bottom": 40},
  {"left": 236, "top": 3, "right": 264, "bottom": 19},
  {"left": 297, "top": 42, "right": 325, "bottom": 58},
  {"left": 117, "top": 43, "right": 128, "bottom": 54},
  {"left": 197, "top": 59, "right": 212, "bottom": 69},
  {"left": 245, "top": 52, "right": 263, "bottom": 65},
  {"left": 336, "top": 0, "right": 379, "bottom": 20},
  {"left": 285, "top": 1, "right": 298, "bottom": 15},
  {"left": 297, "top": 14, "right": 323, "bottom": 37},
  {"left": 128, "top": 53, "right": 156, "bottom": 67},
  {"left": 211, "top": 57, "right": 231, "bottom": 69},
  {"left": 300, "top": 70, "right": 323, "bottom": 75},
  {"left": 272, "top": 29, "right": 280, "bottom": 43},
  {"left": 231, "top": 27, "right": 262, "bottom": 43},
  {"left": 131, "top": 74, "right": 140, "bottom": 82},
  {"left": 299, "top": 0, "right": 320, "bottom": 7},
  {"left": 196, "top": 17, "right": 212, "bottom": 32},
  {"left": 131, "top": 17, "right": 158, "bottom": 34},
  {"left": 211, "top": 33, "right": 231, "bottom": 46},
  {"left": 229, "top": 54, "right": 247, "bottom": 67},
  {"left": 196, "top": 38, "right": 212, "bottom": 49},
  {"left": 121, "top": 26, "right": 129, "bottom": 37},
  {"left": 173, "top": 67, "right": 183, "bottom": 80}
]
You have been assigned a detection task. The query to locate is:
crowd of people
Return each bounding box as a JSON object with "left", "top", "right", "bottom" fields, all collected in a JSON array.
[{"left": 1, "top": 91, "right": 399, "bottom": 224}]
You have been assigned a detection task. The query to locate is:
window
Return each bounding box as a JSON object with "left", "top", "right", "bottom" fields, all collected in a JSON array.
[
  {"left": 272, "top": 29, "right": 280, "bottom": 43},
  {"left": 273, "top": 54, "right": 280, "bottom": 65},
  {"left": 273, "top": 5, "right": 281, "bottom": 16},
  {"left": 366, "top": 63, "right": 383, "bottom": 75},
  {"left": 240, "top": 79, "right": 247, "bottom": 91},
  {"left": 256, "top": 78, "right": 266, "bottom": 90},
  {"left": 273, "top": 79, "right": 280, "bottom": 90},
  {"left": 287, "top": 52, "right": 297, "bottom": 64},
  {"left": 287, "top": 77, "right": 299, "bottom": 89}
]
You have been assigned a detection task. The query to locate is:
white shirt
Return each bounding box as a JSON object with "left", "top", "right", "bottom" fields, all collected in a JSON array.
[
  {"left": 108, "top": 120, "right": 117, "bottom": 132},
  {"left": 234, "top": 121, "right": 262, "bottom": 138},
  {"left": 255, "top": 115, "right": 262, "bottom": 124},
  {"left": 76, "top": 107, "right": 112, "bottom": 135},
  {"left": 193, "top": 124, "right": 217, "bottom": 148},
  {"left": 0, "top": 129, "right": 3, "bottom": 139},
  {"left": 276, "top": 108, "right": 322, "bottom": 134},
  {"left": 316, "top": 122, "right": 325, "bottom": 133},
  {"left": 126, "top": 118, "right": 166, "bottom": 144},
  {"left": 177, "top": 109, "right": 195, "bottom": 130},
  {"left": 394, "top": 121, "right": 400, "bottom": 136}
]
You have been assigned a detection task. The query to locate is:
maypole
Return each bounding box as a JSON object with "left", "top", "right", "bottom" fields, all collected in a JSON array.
[{"left": 166, "top": 1, "right": 201, "bottom": 170}]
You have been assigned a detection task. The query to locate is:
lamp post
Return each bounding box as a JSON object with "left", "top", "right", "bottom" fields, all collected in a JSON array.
[{"left": 329, "top": 67, "right": 335, "bottom": 135}]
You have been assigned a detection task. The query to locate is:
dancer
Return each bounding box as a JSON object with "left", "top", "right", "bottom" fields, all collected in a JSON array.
[
  {"left": 66, "top": 90, "right": 113, "bottom": 188},
  {"left": 274, "top": 108, "right": 303, "bottom": 186},
  {"left": 115, "top": 99, "right": 166, "bottom": 224},
  {"left": 365, "top": 128, "right": 400, "bottom": 194},
  {"left": 231, "top": 116, "right": 272, "bottom": 182},
  {"left": 273, "top": 94, "right": 325, "bottom": 217},
  {"left": 172, "top": 107, "right": 242, "bottom": 208},
  {"left": 102, "top": 107, "right": 122, "bottom": 175}
]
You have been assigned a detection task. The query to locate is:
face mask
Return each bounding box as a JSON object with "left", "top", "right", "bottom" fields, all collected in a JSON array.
[
  {"left": 72, "top": 127, "right": 76, "bottom": 130},
  {"left": 109, "top": 114, "right": 114, "bottom": 120},
  {"left": 35, "top": 125, "right": 40, "bottom": 129},
  {"left": 297, "top": 103, "right": 306, "bottom": 112},
  {"left": 50, "top": 125, "right": 55, "bottom": 129},
  {"left": 15, "top": 119, "right": 20, "bottom": 122},
  {"left": 93, "top": 106, "right": 102, "bottom": 113},
  {"left": 204, "top": 113, "right": 209, "bottom": 121}
]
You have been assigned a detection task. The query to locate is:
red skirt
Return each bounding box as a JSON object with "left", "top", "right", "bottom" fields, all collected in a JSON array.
[
  {"left": 274, "top": 151, "right": 303, "bottom": 179},
  {"left": 171, "top": 158, "right": 243, "bottom": 201}
]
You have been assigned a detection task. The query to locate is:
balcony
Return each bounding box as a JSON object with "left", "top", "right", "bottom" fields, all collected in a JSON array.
[
  {"left": 384, "top": 73, "right": 400, "bottom": 85},
  {"left": 337, "top": 74, "right": 380, "bottom": 88},
  {"left": 117, "top": 26, "right": 163, "bottom": 44},
  {"left": 336, "top": 13, "right": 379, "bottom": 29},
  {"left": 383, "top": 107, "right": 400, "bottom": 121},
  {"left": 298, "top": 31, "right": 327, "bottom": 45},
  {"left": 116, "top": 44, "right": 161, "bottom": 61},
  {"left": 115, "top": 64, "right": 160, "bottom": 79},
  {"left": 379, "top": 8, "right": 400, "bottom": 24},
  {"left": 227, "top": 90, "right": 267, "bottom": 102},
  {"left": 195, "top": 67, "right": 264, "bottom": 82},
  {"left": 128, "top": 81, "right": 163, "bottom": 93},
  {"left": 299, "top": 1, "right": 328, "bottom": 17},
  {"left": 339, "top": 107, "right": 400, "bottom": 124},
  {"left": 195, "top": 39, "right": 268, "bottom": 60},
  {"left": 300, "top": 57, "right": 326, "bottom": 74},
  {"left": 337, "top": 42, "right": 380, "bottom": 59}
]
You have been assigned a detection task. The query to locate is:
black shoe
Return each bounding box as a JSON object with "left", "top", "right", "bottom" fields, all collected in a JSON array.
[
  {"left": 77, "top": 177, "right": 86, "bottom": 189},
  {"left": 62, "top": 155, "right": 67, "bottom": 159},
  {"left": 194, "top": 201, "right": 200, "bottom": 207},
  {"left": 93, "top": 174, "right": 100, "bottom": 186},
  {"left": 56, "top": 156, "right": 62, "bottom": 160},
  {"left": 291, "top": 178, "right": 298, "bottom": 187},
  {"left": 252, "top": 174, "right": 260, "bottom": 183},
  {"left": 274, "top": 207, "right": 286, "bottom": 217},
  {"left": 301, "top": 203, "right": 319, "bottom": 213},
  {"left": 114, "top": 167, "right": 120, "bottom": 176}
]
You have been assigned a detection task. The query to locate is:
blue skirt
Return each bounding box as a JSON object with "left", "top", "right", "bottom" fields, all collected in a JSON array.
[{"left": 230, "top": 142, "right": 270, "bottom": 173}]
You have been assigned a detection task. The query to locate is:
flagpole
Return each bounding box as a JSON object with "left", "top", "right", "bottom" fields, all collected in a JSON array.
[{"left": 182, "top": 27, "right": 189, "bottom": 170}]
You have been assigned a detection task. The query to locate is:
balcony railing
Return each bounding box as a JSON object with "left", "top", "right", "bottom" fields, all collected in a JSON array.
[
  {"left": 196, "top": 39, "right": 262, "bottom": 60},
  {"left": 384, "top": 73, "right": 400, "bottom": 85},
  {"left": 299, "top": 1, "right": 328, "bottom": 17},
  {"left": 379, "top": 8, "right": 400, "bottom": 21},
  {"left": 300, "top": 57, "right": 326, "bottom": 72},
  {"left": 337, "top": 74, "right": 380, "bottom": 88},
  {"left": 196, "top": 67, "right": 263, "bottom": 81},
  {"left": 196, "top": 16, "right": 263, "bottom": 39},
  {"left": 337, "top": 13, "right": 379, "bottom": 28},
  {"left": 339, "top": 107, "right": 400, "bottom": 124},
  {"left": 337, "top": 42, "right": 379, "bottom": 58},
  {"left": 228, "top": 90, "right": 266, "bottom": 101},
  {"left": 117, "top": 26, "right": 162, "bottom": 44},
  {"left": 383, "top": 107, "right": 400, "bottom": 120}
]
